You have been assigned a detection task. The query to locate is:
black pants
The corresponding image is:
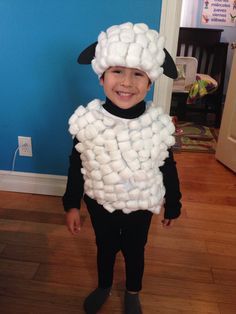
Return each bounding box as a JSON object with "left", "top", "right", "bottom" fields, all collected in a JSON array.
[{"left": 84, "top": 195, "right": 153, "bottom": 292}]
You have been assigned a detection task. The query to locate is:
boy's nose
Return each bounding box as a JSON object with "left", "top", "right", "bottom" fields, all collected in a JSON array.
[{"left": 121, "top": 74, "right": 133, "bottom": 86}]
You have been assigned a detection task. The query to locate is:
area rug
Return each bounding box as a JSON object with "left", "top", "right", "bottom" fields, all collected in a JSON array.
[{"left": 173, "top": 121, "right": 217, "bottom": 153}]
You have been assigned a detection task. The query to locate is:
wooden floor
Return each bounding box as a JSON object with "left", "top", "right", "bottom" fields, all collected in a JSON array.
[{"left": 0, "top": 152, "right": 236, "bottom": 314}]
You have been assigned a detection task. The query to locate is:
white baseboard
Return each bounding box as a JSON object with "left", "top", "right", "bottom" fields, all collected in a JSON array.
[{"left": 0, "top": 170, "right": 67, "bottom": 196}]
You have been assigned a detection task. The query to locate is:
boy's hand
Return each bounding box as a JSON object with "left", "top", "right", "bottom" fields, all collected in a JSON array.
[
  {"left": 65, "top": 208, "right": 81, "bottom": 235},
  {"left": 161, "top": 219, "right": 173, "bottom": 228}
]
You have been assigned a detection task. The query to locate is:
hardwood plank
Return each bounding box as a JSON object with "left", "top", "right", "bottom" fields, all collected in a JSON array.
[
  {"left": 0, "top": 208, "right": 65, "bottom": 225},
  {"left": 142, "top": 293, "right": 220, "bottom": 314},
  {"left": 0, "top": 258, "right": 39, "bottom": 279},
  {"left": 0, "top": 295, "right": 81, "bottom": 314},
  {"left": 184, "top": 202, "right": 236, "bottom": 224},
  {"left": 207, "top": 241, "right": 236, "bottom": 257},
  {"left": 144, "top": 261, "right": 213, "bottom": 283},
  {"left": 0, "top": 191, "right": 63, "bottom": 214},
  {"left": 176, "top": 217, "right": 236, "bottom": 235},
  {"left": 212, "top": 268, "right": 236, "bottom": 286},
  {"left": 142, "top": 276, "right": 236, "bottom": 304},
  {"left": 0, "top": 243, "right": 5, "bottom": 253},
  {"left": 218, "top": 303, "right": 236, "bottom": 314},
  {"left": 0, "top": 243, "right": 96, "bottom": 267}
]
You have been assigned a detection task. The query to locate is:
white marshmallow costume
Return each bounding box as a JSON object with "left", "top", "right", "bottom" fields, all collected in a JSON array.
[{"left": 69, "top": 99, "right": 175, "bottom": 214}]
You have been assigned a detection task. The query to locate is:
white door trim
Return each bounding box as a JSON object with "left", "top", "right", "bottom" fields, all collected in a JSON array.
[{"left": 153, "top": 0, "right": 182, "bottom": 113}]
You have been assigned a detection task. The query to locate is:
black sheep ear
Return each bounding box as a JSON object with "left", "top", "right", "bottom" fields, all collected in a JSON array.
[
  {"left": 77, "top": 42, "right": 178, "bottom": 80},
  {"left": 162, "top": 48, "right": 178, "bottom": 79},
  {"left": 77, "top": 41, "right": 97, "bottom": 64}
]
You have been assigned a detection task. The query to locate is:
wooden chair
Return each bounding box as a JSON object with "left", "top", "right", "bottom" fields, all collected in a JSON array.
[{"left": 171, "top": 27, "right": 229, "bottom": 128}]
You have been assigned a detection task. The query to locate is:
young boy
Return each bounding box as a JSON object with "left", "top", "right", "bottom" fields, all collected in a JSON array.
[{"left": 63, "top": 22, "right": 181, "bottom": 314}]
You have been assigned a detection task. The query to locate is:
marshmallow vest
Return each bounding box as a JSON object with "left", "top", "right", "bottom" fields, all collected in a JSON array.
[{"left": 68, "top": 99, "right": 176, "bottom": 214}]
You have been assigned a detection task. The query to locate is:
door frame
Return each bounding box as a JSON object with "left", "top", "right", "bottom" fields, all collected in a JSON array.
[{"left": 153, "top": 0, "right": 182, "bottom": 113}]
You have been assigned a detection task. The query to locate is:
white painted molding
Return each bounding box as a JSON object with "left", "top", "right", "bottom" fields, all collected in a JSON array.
[
  {"left": 0, "top": 170, "right": 67, "bottom": 196},
  {"left": 153, "top": 0, "right": 182, "bottom": 113}
]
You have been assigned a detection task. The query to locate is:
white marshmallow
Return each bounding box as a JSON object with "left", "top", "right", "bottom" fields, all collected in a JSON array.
[
  {"left": 119, "top": 167, "right": 133, "bottom": 180},
  {"left": 110, "top": 150, "right": 122, "bottom": 160},
  {"left": 84, "top": 140, "right": 94, "bottom": 149},
  {"left": 141, "top": 189, "right": 150, "bottom": 199},
  {"left": 94, "top": 120, "right": 106, "bottom": 132},
  {"left": 141, "top": 127, "right": 153, "bottom": 139},
  {"left": 132, "top": 140, "right": 144, "bottom": 151},
  {"left": 138, "top": 150, "right": 150, "bottom": 161},
  {"left": 139, "top": 200, "right": 149, "bottom": 209},
  {"left": 152, "top": 121, "right": 163, "bottom": 134},
  {"left": 129, "top": 120, "right": 140, "bottom": 129},
  {"left": 75, "top": 142, "right": 85, "bottom": 153},
  {"left": 94, "top": 146, "right": 105, "bottom": 155},
  {"left": 100, "top": 164, "right": 113, "bottom": 176},
  {"left": 85, "top": 112, "right": 96, "bottom": 124},
  {"left": 113, "top": 201, "right": 126, "bottom": 209},
  {"left": 122, "top": 149, "right": 138, "bottom": 161},
  {"left": 69, "top": 124, "right": 79, "bottom": 135},
  {"left": 130, "top": 130, "right": 141, "bottom": 141},
  {"left": 115, "top": 184, "right": 127, "bottom": 193},
  {"left": 69, "top": 113, "right": 78, "bottom": 125},
  {"left": 118, "top": 141, "right": 131, "bottom": 151},
  {"left": 87, "top": 99, "right": 101, "bottom": 110},
  {"left": 85, "top": 150, "right": 95, "bottom": 160},
  {"left": 143, "top": 139, "right": 153, "bottom": 150},
  {"left": 103, "top": 129, "right": 116, "bottom": 139},
  {"left": 94, "top": 190, "right": 105, "bottom": 200},
  {"left": 76, "top": 129, "right": 86, "bottom": 142},
  {"left": 133, "top": 170, "right": 147, "bottom": 181},
  {"left": 140, "top": 113, "right": 152, "bottom": 126},
  {"left": 90, "top": 170, "right": 102, "bottom": 181},
  {"left": 103, "top": 172, "right": 120, "bottom": 184},
  {"left": 117, "top": 192, "right": 129, "bottom": 201},
  {"left": 117, "top": 130, "right": 130, "bottom": 142},
  {"left": 128, "top": 159, "right": 140, "bottom": 171},
  {"left": 103, "top": 116, "right": 115, "bottom": 126},
  {"left": 93, "top": 181, "right": 104, "bottom": 189},
  {"left": 141, "top": 160, "right": 152, "bottom": 171},
  {"left": 129, "top": 188, "right": 140, "bottom": 199},
  {"left": 77, "top": 117, "right": 88, "bottom": 129},
  {"left": 168, "top": 136, "right": 175, "bottom": 146},
  {"left": 104, "top": 193, "right": 117, "bottom": 202},
  {"left": 127, "top": 200, "right": 138, "bottom": 209},
  {"left": 96, "top": 153, "right": 111, "bottom": 164},
  {"left": 105, "top": 139, "right": 118, "bottom": 152},
  {"left": 75, "top": 105, "right": 86, "bottom": 116},
  {"left": 104, "top": 185, "right": 114, "bottom": 193},
  {"left": 111, "top": 159, "right": 126, "bottom": 172},
  {"left": 93, "top": 135, "right": 105, "bottom": 146},
  {"left": 103, "top": 203, "right": 116, "bottom": 213}
]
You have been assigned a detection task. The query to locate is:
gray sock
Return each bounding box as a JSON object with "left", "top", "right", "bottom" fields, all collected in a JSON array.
[
  {"left": 83, "top": 287, "right": 111, "bottom": 314},
  {"left": 124, "top": 291, "right": 143, "bottom": 314}
]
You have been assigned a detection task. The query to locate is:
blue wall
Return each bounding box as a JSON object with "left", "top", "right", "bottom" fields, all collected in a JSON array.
[{"left": 0, "top": 0, "right": 162, "bottom": 175}]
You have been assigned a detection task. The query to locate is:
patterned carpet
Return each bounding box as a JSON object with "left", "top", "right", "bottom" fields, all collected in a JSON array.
[{"left": 173, "top": 121, "right": 218, "bottom": 153}]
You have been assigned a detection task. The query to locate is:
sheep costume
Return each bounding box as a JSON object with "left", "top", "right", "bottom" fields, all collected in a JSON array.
[{"left": 68, "top": 22, "right": 178, "bottom": 214}]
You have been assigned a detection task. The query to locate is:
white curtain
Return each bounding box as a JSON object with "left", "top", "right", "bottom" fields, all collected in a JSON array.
[{"left": 180, "top": 0, "right": 199, "bottom": 27}]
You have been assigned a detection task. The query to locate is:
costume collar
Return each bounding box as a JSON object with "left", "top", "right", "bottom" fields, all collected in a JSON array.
[{"left": 102, "top": 98, "right": 146, "bottom": 119}]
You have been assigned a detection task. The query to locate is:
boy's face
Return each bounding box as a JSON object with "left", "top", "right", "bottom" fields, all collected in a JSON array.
[{"left": 100, "top": 66, "right": 151, "bottom": 109}]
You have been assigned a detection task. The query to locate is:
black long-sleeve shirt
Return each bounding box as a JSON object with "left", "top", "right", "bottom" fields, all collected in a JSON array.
[{"left": 63, "top": 98, "right": 182, "bottom": 219}]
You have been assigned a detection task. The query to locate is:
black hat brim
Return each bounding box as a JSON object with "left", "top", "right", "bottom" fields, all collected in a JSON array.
[{"left": 77, "top": 41, "right": 177, "bottom": 79}]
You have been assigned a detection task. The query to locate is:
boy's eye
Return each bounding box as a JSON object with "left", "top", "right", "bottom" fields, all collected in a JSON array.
[
  {"left": 112, "top": 69, "right": 122, "bottom": 74},
  {"left": 134, "top": 71, "right": 144, "bottom": 77}
]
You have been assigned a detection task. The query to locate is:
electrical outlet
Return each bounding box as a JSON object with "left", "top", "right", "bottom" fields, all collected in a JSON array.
[{"left": 18, "top": 136, "right": 33, "bottom": 157}]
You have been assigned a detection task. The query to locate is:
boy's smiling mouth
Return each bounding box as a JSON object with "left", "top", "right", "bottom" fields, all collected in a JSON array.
[{"left": 116, "top": 91, "right": 134, "bottom": 97}]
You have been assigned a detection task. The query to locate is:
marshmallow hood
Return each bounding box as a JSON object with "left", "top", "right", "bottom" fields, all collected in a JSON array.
[{"left": 77, "top": 22, "right": 177, "bottom": 81}]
